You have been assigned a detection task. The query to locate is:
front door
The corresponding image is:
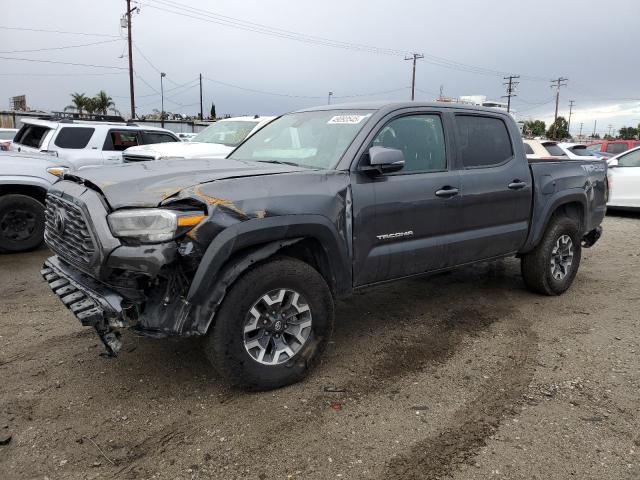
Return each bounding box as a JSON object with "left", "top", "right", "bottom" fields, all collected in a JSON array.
[
  {"left": 610, "top": 148, "right": 640, "bottom": 208},
  {"left": 352, "top": 112, "right": 460, "bottom": 286}
]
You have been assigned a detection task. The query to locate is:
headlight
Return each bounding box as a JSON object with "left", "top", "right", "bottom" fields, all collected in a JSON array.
[
  {"left": 46, "top": 166, "right": 69, "bottom": 178},
  {"left": 107, "top": 209, "right": 204, "bottom": 243}
]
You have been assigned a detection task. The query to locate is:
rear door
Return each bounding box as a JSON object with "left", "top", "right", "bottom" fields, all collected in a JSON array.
[
  {"left": 449, "top": 113, "right": 532, "bottom": 265},
  {"left": 610, "top": 148, "right": 640, "bottom": 208},
  {"left": 50, "top": 126, "right": 101, "bottom": 167},
  {"left": 351, "top": 109, "right": 460, "bottom": 285}
]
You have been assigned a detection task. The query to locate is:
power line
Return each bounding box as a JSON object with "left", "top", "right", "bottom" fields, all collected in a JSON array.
[
  {"left": 0, "top": 72, "right": 126, "bottom": 76},
  {"left": 0, "top": 39, "right": 122, "bottom": 54},
  {"left": 139, "top": 0, "right": 549, "bottom": 81},
  {"left": 0, "top": 56, "right": 128, "bottom": 69},
  {"left": 0, "top": 25, "right": 120, "bottom": 37}
]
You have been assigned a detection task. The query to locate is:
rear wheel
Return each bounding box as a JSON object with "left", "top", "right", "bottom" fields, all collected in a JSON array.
[
  {"left": 204, "top": 256, "right": 334, "bottom": 390},
  {"left": 521, "top": 215, "right": 582, "bottom": 295},
  {"left": 0, "top": 194, "right": 45, "bottom": 253}
]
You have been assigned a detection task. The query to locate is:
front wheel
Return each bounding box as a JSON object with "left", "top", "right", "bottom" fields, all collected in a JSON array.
[
  {"left": 0, "top": 194, "right": 45, "bottom": 253},
  {"left": 521, "top": 216, "right": 582, "bottom": 295},
  {"left": 204, "top": 256, "right": 334, "bottom": 390}
]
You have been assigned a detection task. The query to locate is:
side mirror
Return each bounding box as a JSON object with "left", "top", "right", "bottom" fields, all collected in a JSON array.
[
  {"left": 362, "top": 146, "right": 405, "bottom": 175},
  {"left": 607, "top": 158, "right": 619, "bottom": 168}
]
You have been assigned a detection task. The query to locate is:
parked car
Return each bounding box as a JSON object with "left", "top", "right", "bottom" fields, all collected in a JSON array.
[
  {"left": 11, "top": 118, "right": 180, "bottom": 167},
  {"left": 121, "top": 116, "right": 275, "bottom": 162},
  {"left": 606, "top": 146, "right": 640, "bottom": 210},
  {"left": 588, "top": 140, "right": 640, "bottom": 156},
  {"left": 177, "top": 132, "right": 198, "bottom": 141},
  {"left": 0, "top": 151, "right": 71, "bottom": 252},
  {"left": 558, "top": 142, "right": 601, "bottom": 160},
  {"left": 0, "top": 128, "right": 18, "bottom": 151},
  {"left": 522, "top": 139, "right": 567, "bottom": 160},
  {"left": 41, "top": 102, "right": 606, "bottom": 390}
]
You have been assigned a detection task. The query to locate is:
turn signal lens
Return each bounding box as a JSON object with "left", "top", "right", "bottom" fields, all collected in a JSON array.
[
  {"left": 46, "top": 167, "right": 69, "bottom": 177},
  {"left": 177, "top": 214, "right": 205, "bottom": 227}
]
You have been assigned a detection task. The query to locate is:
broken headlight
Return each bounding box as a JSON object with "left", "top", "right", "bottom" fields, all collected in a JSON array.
[{"left": 107, "top": 209, "right": 204, "bottom": 243}]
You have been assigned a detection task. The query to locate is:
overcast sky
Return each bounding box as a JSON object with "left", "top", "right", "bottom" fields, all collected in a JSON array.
[{"left": 1, "top": 0, "right": 639, "bottom": 135}]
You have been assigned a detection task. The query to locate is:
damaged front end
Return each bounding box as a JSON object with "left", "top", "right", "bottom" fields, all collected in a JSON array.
[{"left": 41, "top": 180, "right": 206, "bottom": 356}]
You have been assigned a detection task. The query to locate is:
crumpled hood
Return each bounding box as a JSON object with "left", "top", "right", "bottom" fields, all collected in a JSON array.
[
  {"left": 124, "top": 141, "right": 234, "bottom": 159},
  {"left": 67, "top": 158, "right": 305, "bottom": 209}
]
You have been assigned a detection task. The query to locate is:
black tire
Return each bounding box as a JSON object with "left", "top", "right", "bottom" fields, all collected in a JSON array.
[
  {"left": 521, "top": 215, "right": 582, "bottom": 296},
  {"left": 204, "top": 256, "right": 334, "bottom": 390},
  {"left": 0, "top": 194, "right": 45, "bottom": 253}
]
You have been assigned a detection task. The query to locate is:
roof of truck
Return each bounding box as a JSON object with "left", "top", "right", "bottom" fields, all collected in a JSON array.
[{"left": 295, "top": 101, "right": 512, "bottom": 115}]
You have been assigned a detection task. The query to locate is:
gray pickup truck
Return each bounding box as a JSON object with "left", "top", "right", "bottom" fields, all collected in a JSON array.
[
  {"left": 41, "top": 102, "right": 606, "bottom": 390},
  {"left": 0, "top": 152, "right": 71, "bottom": 252}
]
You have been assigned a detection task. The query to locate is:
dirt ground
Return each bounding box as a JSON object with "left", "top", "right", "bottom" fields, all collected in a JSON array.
[{"left": 1, "top": 212, "right": 639, "bottom": 480}]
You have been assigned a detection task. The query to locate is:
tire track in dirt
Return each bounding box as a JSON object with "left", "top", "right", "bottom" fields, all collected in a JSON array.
[{"left": 382, "top": 315, "right": 538, "bottom": 479}]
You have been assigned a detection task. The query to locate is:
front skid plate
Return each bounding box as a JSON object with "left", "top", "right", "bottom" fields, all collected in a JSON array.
[{"left": 41, "top": 258, "right": 124, "bottom": 356}]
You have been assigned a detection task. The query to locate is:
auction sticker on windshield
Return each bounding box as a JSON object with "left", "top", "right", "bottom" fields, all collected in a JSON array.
[{"left": 327, "top": 114, "right": 371, "bottom": 125}]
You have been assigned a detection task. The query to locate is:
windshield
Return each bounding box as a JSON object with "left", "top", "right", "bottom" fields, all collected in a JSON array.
[
  {"left": 229, "top": 110, "right": 373, "bottom": 169},
  {"left": 192, "top": 121, "right": 259, "bottom": 146}
]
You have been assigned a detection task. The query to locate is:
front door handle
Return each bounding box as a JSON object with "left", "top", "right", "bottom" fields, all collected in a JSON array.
[
  {"left": 508, "top": 181, "right": 527, "bottom": 190},
  {"left": 435, "top": 187, "right": 459, "bottom": 198}
]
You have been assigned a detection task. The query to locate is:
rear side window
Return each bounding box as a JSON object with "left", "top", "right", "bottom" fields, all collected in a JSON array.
[
  {"left": 104, "top": 130, "right": 139, "bottom": 151},
  {"left": 587, "top": 143, "right": 602, "bottom": 152},
  {"left": 457, "top": 115, "right": 513, "bottom": 168},
  {"left": 606, "top": 143, "right": 628, "bottom": 154},
  {"left": 544, "top": 143, "right": 565, "bottom": 156},
  {"left": 15, "top": 124, "right": 51, "bottom": 149},
  {"left": 140, "top": 131, "right": 178, "bottom": 145},
  {"left": 523, "top": 143, "right": 534, "bottom": 155},
  {"left": 371, "top": 114, "right": 447, "bottom": 173},
  {"left": 54, "top": 127, "right": 95, "bottom": 149}
]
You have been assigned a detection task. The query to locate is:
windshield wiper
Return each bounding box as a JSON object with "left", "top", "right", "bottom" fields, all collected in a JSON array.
[{"left": 255, "top": 159, "right": 302, "bottom": 167}]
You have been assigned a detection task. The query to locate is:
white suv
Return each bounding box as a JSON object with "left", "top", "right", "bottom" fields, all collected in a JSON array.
[
  {"left": 121, "top": 116, "right": 275, "bottom": 162},
  {"left": 11, "top": 118, "right": 180, "bottom": 168}
]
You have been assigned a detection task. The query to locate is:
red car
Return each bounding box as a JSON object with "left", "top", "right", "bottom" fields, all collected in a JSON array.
[{"left": 588, "top": 140, "right": 640, "bottom": 156}]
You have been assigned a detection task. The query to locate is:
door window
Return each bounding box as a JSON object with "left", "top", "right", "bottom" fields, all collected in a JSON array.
[
  {"left": 456, "top": 115, "right": 513, "bottom": 168},
  {"left": 140, "top": 131, "right": 179, "bottom": 144},
  {"left": 54, "top": 127, "right": 95, "bottom": 149},
  {"left": 104, "top": 130, "right": 139, "bottom": 151},
  {"left": 370, "top": 114, "right": 446, "bottom": 173},
  {"left": 618, "top": 149, "right": 640, "bottom": 167}
]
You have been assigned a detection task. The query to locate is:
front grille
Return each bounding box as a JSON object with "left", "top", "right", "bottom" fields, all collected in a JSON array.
[
  {"left": 122, "top": 153, "right": 155, "bottom": 163},
  {"left": 44, "top": 194, "right": 96, "bottom": 267}
]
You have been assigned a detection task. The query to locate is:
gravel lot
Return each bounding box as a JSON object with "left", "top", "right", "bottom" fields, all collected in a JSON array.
[{"left": 1, "top": 213, "right": 639, "bottom": 480}]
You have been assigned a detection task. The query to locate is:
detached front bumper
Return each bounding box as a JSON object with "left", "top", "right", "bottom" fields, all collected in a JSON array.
[{"left": 41, "top": 256, "right": 127, "bottom": 355}]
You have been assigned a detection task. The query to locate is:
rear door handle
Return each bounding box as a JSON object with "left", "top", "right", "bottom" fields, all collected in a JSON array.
[
  {"left": 435, "top": 187, "right": 459, "bottom": 198},
  {"left": 508, "top": 181, "right": 527, "bottom": 190}
]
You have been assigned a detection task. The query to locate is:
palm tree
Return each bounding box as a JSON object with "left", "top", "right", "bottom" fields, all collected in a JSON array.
[
  {"left": 65, "top": 92, "right": 88, "bottom": 115},
  {"left": 93, "top": 90, "right": 115, "bottom": 115},
  {"left": 84, "top": 97, "right": 98, "bottom": 115}
]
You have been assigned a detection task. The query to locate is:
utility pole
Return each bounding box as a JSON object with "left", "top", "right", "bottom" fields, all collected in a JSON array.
[
  {"left": 607, "top": 124, "right": 613, "bottom": 137},
  {"left": 125, "top": 0, "right": 137, "bottom": 120},
  {"left": 327, "top": 91, "right": 333, "bottom": 105},
  {"left": 550, "top": 77, "right": 568, "bottom": 138},
  {"left": 568, "top": 100, "right": 575, "bottom": 136},
  {"left": 579, "top": 122, "right": 584, "bottom": 139},
  {"left": 404, "top": 53, "right": 424, "bottom": 101},
  {"left": 199, "top": 73, "right": 203, "bottom": 120},
  {"left": 502, "top": 75, "right": 520, "bottom": 113},
  {"left": 160, "top": 72, "right": 166, "bottom": 128},
  {"left": 592, "top": 119, "right": 597, "bottom": 138}
]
